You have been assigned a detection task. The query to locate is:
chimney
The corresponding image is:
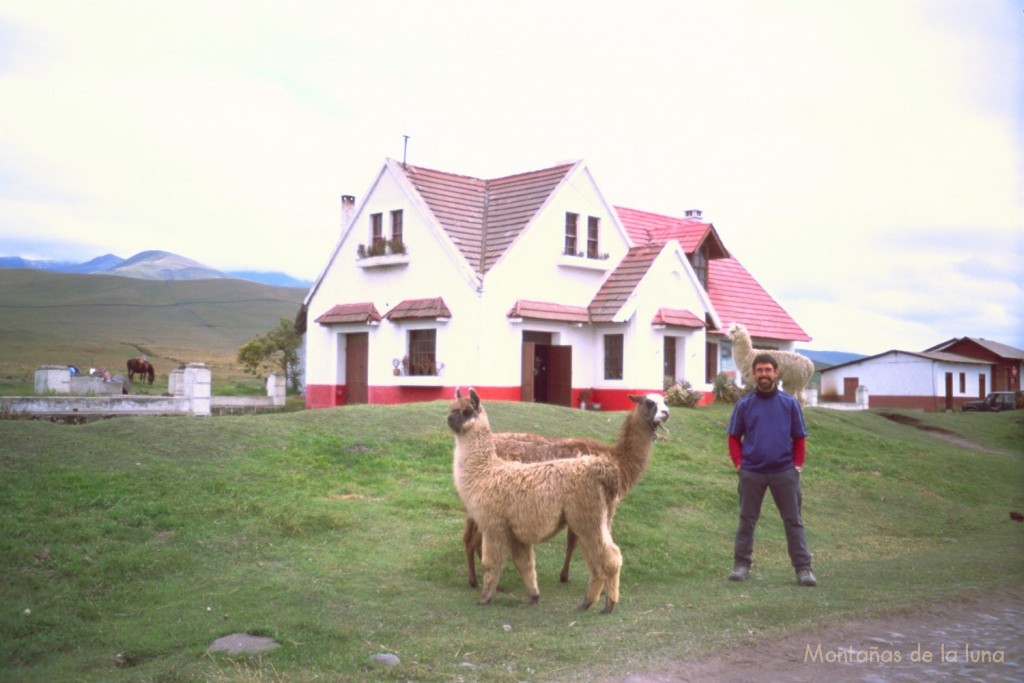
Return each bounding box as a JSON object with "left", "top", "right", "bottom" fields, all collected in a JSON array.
[
  {"left": 341, "top": 195, "right": 356, "bottom": 229},
  {"left": 684, "top": 209, "right": 703, "bottom": 221}
]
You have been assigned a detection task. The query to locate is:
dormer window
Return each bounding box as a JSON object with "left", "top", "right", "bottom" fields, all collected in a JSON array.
[
  {"left": 390, "top": 210, "right": 403, "bottom": 245},
  {"left": 587, "top": 216, "right": 600, "bottom": 258},
  {"left": 370, "top": 212, "right": 384, "bottom": 250},
  {"left": 564, "top": 212, "right": 579, "bottom": 255},
  {"left": 690, "top": 245, "right": 709, "bottom": 288},
  {"left": 564, "top": 212, "right": 602, "bottom": 259}
]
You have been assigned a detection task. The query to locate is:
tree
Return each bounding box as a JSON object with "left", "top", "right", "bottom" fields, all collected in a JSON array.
[{"left": 237, "top": 318, "right": 302, "bottom": 391}]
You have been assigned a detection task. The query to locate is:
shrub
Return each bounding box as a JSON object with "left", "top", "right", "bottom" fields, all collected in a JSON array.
[
  {"left": 713, "top": 372, "right": 744, "bottom": 404},
  {"left": 664, "top": 379, "right": 703, "bottom": 408}
]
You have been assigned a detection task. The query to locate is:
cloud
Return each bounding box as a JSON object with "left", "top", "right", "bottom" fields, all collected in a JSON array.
[{"left": 0, "top": 0, "right": 1021, "bottom": 353}]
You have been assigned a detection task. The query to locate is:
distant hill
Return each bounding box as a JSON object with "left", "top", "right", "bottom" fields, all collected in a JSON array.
[
  {"left": 104, "top": 250, "right": 226, "bottom": 280},
  {"left": 0, "top": 269, "right": 306, "bottom": 380},
  {"left": 0, "top": 250, "right": 313, "bottom": 287}
]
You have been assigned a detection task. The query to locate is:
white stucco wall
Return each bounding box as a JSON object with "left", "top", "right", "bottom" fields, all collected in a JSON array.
[{"left": 820, "top": 352, "right": 990, "bottom": 398}]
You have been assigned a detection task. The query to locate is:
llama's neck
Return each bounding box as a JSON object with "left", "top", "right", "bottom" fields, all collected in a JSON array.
[
  {"left": 610, "top": 412, "right": 656, "bottom": 493},
  {"left": 453, "top": 419, "right": 498, "bottom": 488}
]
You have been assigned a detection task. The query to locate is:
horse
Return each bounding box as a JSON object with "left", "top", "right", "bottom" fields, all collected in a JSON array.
[{"left": 126, "top": 357, "right": 155, "bottom": 384}]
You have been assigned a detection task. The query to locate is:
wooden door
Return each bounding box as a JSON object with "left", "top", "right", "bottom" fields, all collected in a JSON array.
[
  {"left": 944, "top": 372, "right": 953, "bottom": 411},
  {"left": 521, "top": 341, "right": 537, "bottom": 402},
  {"left": 345, "top": 332, "right": 368, "bottom": 405},
  {"left": 843, "top": 377, "right": 859, "bottom": 402},
  {"left": 547, "top": 345, "right": 573, "bottom": 407}
]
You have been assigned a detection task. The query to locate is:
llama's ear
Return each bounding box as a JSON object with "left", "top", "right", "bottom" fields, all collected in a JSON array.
[
  {"left": 455, "top": 387, "right": 462, "bottom": 400},
  {"left": 628, "top": 394, "right": 642, "bottom": 405},
  {"left": 469, "top": 388, "right": 480, "bottom": 411}
]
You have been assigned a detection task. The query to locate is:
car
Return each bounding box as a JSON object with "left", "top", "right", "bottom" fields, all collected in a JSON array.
[{"left": 961, "top": 392, "right": 1019, "bottom": 412}]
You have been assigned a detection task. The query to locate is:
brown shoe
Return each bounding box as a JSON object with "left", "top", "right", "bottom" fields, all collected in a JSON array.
[
  {"left": 797, "top": 568, "right": 818, "bottom": 586},
  {"left": 728, "top": 565, "right": 750, "bottom": 581}
]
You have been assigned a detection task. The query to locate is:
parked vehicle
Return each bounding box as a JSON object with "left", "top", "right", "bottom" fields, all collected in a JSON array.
[{"left": 961, "top": 392, "right": 1019, "bottom": 412}]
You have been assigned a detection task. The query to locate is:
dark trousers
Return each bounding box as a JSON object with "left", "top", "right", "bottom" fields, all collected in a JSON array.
[{"left": 733, "top": 467, "right": 812, "bottom": 570}]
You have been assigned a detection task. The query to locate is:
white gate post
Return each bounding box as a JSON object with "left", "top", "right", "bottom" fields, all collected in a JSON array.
[
  {"left": 266, "top": 373, "right": 286, "bottom": 406},
  {"left": 184, "top": 363, "right": 212, "bottom": 416}
]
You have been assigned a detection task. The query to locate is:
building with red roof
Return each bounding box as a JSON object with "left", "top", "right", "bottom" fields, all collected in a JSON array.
[{"left": 299, "top": 158, "right": 809, "bottom": 409}]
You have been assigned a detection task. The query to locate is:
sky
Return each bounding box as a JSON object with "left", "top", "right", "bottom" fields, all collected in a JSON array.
[{"left": 1, "top": 0, "right": 1021, "bottom": 354}]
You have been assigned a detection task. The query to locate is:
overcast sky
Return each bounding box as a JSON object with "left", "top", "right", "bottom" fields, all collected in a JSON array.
[{"left": 1, "top": 1, "right": 1020, "bottom": 353}]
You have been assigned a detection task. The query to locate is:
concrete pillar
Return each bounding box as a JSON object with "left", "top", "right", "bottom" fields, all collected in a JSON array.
[
  {"left": 35, "top": 365, "right": 71, "bottom": 394},
  {"left": 266, "top": 373, "right": 286, "bottom": 406},
  {"left": 168, "top": 368, "right": 185, "bottom": 396},
  {"left": 856, "top": 385, "right": 870, "bottom": 409},
  {"left": 184, "top": 363, "right": 212, "bottom": 416}
]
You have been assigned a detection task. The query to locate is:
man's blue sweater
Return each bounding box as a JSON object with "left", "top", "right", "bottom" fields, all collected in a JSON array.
[{"left": 728, "top": 388, "right": 808, "bottom": 473}]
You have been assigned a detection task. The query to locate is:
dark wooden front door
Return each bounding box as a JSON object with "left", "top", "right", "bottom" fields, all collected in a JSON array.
[
  {"left": 843, "top": 377, "right": 859, "bottom": 403},
  {"left": 521, "top": 333, "right": 571, "bottom": 407},
  {"left": 345, "top": 332, "right": 368, "bottom": 405}
]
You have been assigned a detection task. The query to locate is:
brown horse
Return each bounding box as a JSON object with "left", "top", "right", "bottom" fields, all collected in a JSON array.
[{"left": 126, "top": 358, "right": 155, "bottom": 384}]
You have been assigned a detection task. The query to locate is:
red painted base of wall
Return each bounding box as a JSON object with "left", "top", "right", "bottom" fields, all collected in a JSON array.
[
  {"left": 304, "top": 385, "right": 694, "bottom": 410},
  {"left": 868, "top": 395, "right": 978, "bottom": 412},
  {"left": 305, "top": 384, "right": 521, "bottom": 408}
]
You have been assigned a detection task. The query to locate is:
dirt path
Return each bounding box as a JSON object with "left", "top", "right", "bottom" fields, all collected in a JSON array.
[{"left": 617, "top": 586, "right": 1024, "bottom": 682}]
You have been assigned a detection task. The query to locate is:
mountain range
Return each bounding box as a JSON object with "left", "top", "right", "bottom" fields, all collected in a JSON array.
[{"left": 0, "top": 250, "right": 313, "bottom": 288}]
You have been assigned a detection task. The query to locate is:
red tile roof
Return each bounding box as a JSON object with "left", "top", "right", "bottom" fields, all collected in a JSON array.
[
  {"left": 385, "top": 297, "right": 452, "bottom": 321},
  {"left": 615, "top": 206, "right": 727, "bottom": 258},
  {"left": 652, "top": 308, "right": 705, "bottom": 328},
  {"left": 706, "top": 257, "right": 811, "bottom": 342},
  {"left": 315, "top": 302, "right": 382, "bottom": 325},
  {"left": 401, "top": 162, "right": 576, "bottom": 274},
  {"left": 588, "top": 244, "right": 663, "bottom": 323},
  {"left": 507, "top": 299, "right": 590, "bottom": 324}
]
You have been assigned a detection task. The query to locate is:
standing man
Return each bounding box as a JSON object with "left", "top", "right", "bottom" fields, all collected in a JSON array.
[{"left": 727, "top": 353, "right": 817, "bottom": 586}]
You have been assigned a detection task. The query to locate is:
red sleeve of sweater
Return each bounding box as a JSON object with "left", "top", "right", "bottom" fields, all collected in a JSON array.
[
  {"left": 793, "top": 436, "right": 806, "bottom": 469},
  {"left": 728, "top": 435, "right": 743, "bottom": 469}
]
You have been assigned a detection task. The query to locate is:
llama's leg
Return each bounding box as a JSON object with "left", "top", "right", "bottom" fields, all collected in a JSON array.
[
  {"left": 478, "top": 531, "right": 509, "bottom": 605},
  {"left": 573, "top": 531, "right": 608, "bottom": 611},
  {"left": 559, "top": 530, "right": 577, "bottom": 583},
  {"left": 463, "top": 517, "right": 481, "bottom": 588},
  {"left": 600, "top": 540, "right": 623, "bottom": 614},
  {"left": 509, "top": 537, "right": 540, "bottom": 604}
]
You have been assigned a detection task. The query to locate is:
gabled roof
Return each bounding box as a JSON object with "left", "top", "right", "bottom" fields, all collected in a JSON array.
[
  {"left": 706, "top": 257, "right": 811, "bottom": 342},
  {"left": 400, "top": 161, "right": 578, "bottom": 274},
  {"left": 385, "top": 297, "right": 452, "bottom": 321},
  {"left": 652, "top": 308, "right": 705, "bottom": 328},
  {"left": 507, "top": 299, "right": 589, "bottom": 324},
  {"left": 822, "top": 349, "right": 993, "bottom": 373},
  {"left": 314, "top": 302, "right": 382, "bottom": 325},
  {"left": 924, "top": 337, "right": 1024, "bottom": 360},
  {"left": 615, "top": 206, "right": 728, "bottom": 258},
  {"left": 588, "top": 244, "right": 663, "bottom": 323}
]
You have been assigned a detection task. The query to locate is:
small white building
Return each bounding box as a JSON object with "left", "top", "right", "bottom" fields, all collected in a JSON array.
[
  {"left": 819, "top": 350, "right": 992, "bottom": 412},
  {"left": 298, "top": 158, "right": 810, "bottom": 410}
]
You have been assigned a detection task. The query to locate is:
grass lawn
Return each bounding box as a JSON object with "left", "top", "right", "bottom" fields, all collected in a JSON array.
[{"left": 2, "top": 401, "right": 1022, "bottom": 681}]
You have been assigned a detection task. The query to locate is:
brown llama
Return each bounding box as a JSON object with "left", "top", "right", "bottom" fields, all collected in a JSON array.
[
  {"left": 463, "top": 433, "right": 597, "bottom": 588},
  {"left": 463, "top": 407, "right": 668, "bottom": 588},
  {"left": 448, "top": 389, "right": 669, "bottom": 613}
]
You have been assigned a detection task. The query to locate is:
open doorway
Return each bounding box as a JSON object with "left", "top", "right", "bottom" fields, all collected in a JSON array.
[{"left": 521, "top": 331, "right": 572, "bottom": 407}]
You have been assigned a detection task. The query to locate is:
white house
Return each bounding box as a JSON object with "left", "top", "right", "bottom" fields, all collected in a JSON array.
[
  {"left": 298, "top": 158, "right": 810, "bottom": 410},
  {"left": 819, "top": 350, "right": 993, "bottom": 411}
]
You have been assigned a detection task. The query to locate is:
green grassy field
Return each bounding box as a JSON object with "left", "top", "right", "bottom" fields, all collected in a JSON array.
[
  {"left": 0, "top": 269, "right": 305, "bottom": 386},
  {"left": 2, "top": 401, "right": 1021, "bottom": 681}
]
